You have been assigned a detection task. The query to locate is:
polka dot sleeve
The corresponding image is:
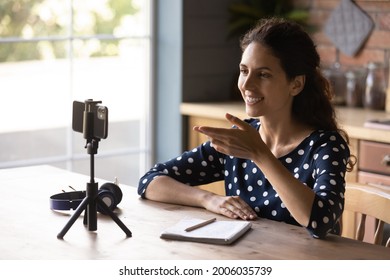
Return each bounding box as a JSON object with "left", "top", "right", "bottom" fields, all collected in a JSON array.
[
  {"left": 305, "top": 132, "right": 350, "bottom": 238},
  {"left": 137, "top": 142, "right": 225, "bottom": 198}
]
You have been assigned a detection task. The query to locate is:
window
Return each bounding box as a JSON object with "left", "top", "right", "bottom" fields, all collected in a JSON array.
[{"left": 0, "top": 0, "right": 152, "bottom": 186}]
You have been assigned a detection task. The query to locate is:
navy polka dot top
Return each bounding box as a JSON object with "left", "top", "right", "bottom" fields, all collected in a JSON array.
[{"left": 138, "top": 119, "right": 350, "bottom": 239}]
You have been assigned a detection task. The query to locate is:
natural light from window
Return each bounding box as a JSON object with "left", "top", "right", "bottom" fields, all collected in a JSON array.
[{"left": 0, "top": 0, "right": 152, "bottom": 186}]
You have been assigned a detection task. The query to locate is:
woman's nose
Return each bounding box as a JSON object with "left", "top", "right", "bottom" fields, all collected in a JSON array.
[{"left": 240, "top": 74, "right": 255, "bottom": 91}]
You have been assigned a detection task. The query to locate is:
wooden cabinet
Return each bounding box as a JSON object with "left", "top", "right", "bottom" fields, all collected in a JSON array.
[
  {"left": 358, "top": 140, "right": 390, "bottom": 178},
  {"left": 181, "top": 102, "right": 390, "bottom": 240},
  {"left": 355, "top": 140, "right": 390, "bottom": 243}
]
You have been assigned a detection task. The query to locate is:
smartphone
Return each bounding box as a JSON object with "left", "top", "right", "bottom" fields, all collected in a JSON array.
[{"left": 72, "top": 100, "right": 108, "bottom": 139}]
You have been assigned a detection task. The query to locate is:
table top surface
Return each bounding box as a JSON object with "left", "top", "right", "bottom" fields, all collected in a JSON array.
[{"left": 1, "top": 165, "right": 389, "bottom": 260}]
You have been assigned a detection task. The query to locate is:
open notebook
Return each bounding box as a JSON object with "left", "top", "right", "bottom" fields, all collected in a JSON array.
[{"left": 160, "top": 217, "right": 252, "bottom": 245}]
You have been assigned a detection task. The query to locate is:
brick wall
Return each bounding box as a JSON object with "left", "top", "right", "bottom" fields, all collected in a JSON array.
[
  {"left": 302, "top": 0, "right": 390, "bottom": 67},
  {"left": 181, "top": 0, "right": 390, "bottom": 102}
]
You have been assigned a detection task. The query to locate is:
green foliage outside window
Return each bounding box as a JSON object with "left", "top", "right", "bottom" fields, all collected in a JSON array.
[{"left": 0, "top": 0, "right": 139, "bottom": 62}]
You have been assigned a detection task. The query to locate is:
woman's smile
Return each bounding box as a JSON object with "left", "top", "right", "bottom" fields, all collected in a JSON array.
[{"left": 245, "top": 95, "right": 264, "bottom": 105}]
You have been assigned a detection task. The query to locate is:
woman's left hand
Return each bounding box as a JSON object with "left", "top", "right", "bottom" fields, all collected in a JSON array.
[
  {"left": 193, "top": 113, "right": 265, "bottom": 160},
  {"left": 203, "top": 194, "right": 257, "bottom": 220}
]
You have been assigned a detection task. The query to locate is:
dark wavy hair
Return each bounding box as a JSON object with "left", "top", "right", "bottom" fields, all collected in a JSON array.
[{"left": 240, "top": 17, "right": 355, "bottom": 171}]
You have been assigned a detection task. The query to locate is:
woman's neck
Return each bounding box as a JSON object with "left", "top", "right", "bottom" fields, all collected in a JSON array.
[{"left": 259, "top": 117, "right": 313, "bottom": 158}]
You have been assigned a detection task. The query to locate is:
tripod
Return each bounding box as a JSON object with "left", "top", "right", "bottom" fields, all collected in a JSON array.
[{"left": 57, "top": 101, "right": 132, "bottom": 239}]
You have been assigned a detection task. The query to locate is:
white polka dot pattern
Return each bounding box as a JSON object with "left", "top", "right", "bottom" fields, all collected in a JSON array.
[{"left": 138, "top": 119, "right": 350, "bottom": 238}]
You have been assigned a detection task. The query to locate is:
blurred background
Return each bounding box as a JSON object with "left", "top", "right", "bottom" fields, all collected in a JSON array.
[
  {"left": 0, "top": 0, "right": 152, "bottom": 186},
  {"left": 1, "top": 0, "right": 389, "bottom": 187}
]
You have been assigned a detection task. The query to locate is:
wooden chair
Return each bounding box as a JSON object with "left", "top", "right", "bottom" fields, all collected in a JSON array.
[{"left": 343, "top": 182, "right": 390, "bottom": 247}]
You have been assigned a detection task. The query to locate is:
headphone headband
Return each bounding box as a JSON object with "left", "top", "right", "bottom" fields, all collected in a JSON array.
[
  {"left": 50, "top": 191, "right": 86, "bottom": 211},
  {"left": 50, "top": 182, "right": 122, "bottom": 215}
]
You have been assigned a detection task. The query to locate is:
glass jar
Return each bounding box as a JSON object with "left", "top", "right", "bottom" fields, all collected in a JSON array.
[
  {"left": 345, "top": 68, "right": 366, "bottom": 107},
  {"left": 364, "top": 62, "right": 387, "bottom": 110},
  {"left": 345, "top": 71, "right": 363, "bottom": 107},
  {"left": 323, "top": 62, "right": 346, "bottom": 105}
]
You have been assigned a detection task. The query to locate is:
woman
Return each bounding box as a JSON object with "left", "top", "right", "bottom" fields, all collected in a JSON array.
[{"left": 138, "top": 17, "right": 354, "bottom": 238}]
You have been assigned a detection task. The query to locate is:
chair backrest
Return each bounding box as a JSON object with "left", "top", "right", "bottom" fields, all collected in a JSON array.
[{"left": 344, "top": 182, "right": 390, "bottom": 247}]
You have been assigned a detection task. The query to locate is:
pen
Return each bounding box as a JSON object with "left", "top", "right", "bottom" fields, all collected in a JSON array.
[{"left": 185, "top": 218, "right": 216, "bottom": 232}]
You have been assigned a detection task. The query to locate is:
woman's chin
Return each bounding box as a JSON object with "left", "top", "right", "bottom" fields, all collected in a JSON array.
[{"left": 245, "top": 109, "right": 261, "bottom": 118}]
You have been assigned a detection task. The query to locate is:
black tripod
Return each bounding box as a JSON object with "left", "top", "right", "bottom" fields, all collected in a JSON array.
[{"left": 57, "top": 101, "right": 132, "bottom": 239}]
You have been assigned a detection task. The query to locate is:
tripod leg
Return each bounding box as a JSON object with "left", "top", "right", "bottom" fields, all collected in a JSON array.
[
  {"left": 57, "top": 196, "right": 90, "bottom": 239},
  {"left": 96, "top": 197, "right": 132, "bottom": 237}
]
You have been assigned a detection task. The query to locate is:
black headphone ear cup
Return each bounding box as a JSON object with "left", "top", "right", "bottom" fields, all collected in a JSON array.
[
  {"left": 97, "top": 190, "right": 116, "bottom": 214},
  {"left": 99, "top": 182, "right": 123, "bottom": 206}
]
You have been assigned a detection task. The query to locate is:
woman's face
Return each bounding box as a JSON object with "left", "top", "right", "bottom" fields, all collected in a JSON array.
[{"left": 238, "top": 42, "right": 298, "bottom": 118}]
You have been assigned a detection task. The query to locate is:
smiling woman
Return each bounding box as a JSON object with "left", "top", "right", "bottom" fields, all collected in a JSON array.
[
  {"left": 237, "top": 42, "right": 305, "bottom": 119},
  {"left": 139, "top": 17, "right": 355, "bottom": 240},
  {"left": 0, "top": 0, "right": 152, "bottom": 186}
]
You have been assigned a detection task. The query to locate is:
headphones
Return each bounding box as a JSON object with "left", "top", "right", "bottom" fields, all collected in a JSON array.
[{"left": 50, "top": 182, "right": 123, "bottom": 215}]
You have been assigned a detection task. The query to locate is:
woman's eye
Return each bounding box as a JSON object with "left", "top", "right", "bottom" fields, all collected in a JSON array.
[
  {"left": 239, "top": 69, "right": 270, "bottom": 78},
  {"left": 259, "top": 72, "right": 270, "bottom": 78}
]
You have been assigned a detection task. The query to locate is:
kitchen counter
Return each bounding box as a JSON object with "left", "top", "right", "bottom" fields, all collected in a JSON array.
[
  {"left": 180, "top": 101, "right": 390, "bottom": 187},
  {"left": 181, "top": 101, "right": 390, "bottom": 144}
]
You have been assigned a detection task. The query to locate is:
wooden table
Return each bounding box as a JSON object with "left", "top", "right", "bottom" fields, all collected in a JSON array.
[{"left": 0, "top": 165, "right": 389, "bottom": 260}]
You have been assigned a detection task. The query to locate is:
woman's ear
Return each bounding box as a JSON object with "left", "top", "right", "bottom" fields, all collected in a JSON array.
[{"left": 290, "top": 75, "right": 305, "bottom": 96}]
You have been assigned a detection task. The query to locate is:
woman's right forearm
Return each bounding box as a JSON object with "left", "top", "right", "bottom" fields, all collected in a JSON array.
[
  {"left": 144, "top": 176, "right": 214, "bottom": 208},
  {"left": 145, "top": 176, "right": 257, "bottom": 220}
]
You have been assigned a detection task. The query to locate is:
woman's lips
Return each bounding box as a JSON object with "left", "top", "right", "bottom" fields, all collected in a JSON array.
[{"left": 245, "top": 96, "right": 264, "bottom": 105}]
